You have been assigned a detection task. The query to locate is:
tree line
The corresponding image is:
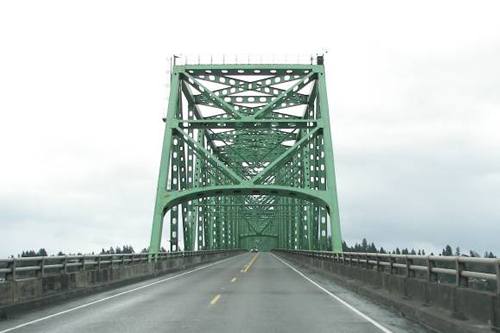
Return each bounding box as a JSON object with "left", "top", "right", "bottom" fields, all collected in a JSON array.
[
  {"left": 16, "top": 245, "right": 138, "bottom": 258},
  {"left": 339, "top": 238, "right": 496, "bottom": 258},
  {"left": 14, "top": 241, "right": 497, "bottom": 258}
]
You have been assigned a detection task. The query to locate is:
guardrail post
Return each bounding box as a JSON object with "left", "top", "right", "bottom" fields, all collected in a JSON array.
[
  {"left": 456, "top": 258, "right": 468, "bottom": 287},
  {"left": 375, "top": 255, "right": 381, "bottom": 272},
  {"left": 80, "top": 256, "right": 86, "bottom": 272},
  {"left": 389, "top": 256, "right": 395, "bottom": 275},
  {"left": 63, "top": 256, "right": 68, "bottom": 274},
  {"left": 39, "top": 257, "right": 45, "bottom": 278},
  {"left": 427, "top": 256, "right": 437, "bottom": 282},
  {"left": 97, "top": 255, "right": 102, "bottom": 271},
  {"left": 406, "top": 256, "right": 414, "bottom": 278},
  {"left": 7, "top": 259, "right": 16, "bottom": 281},
  {"left": 495, "top": 260, "right": 499, "bottom": 295}
]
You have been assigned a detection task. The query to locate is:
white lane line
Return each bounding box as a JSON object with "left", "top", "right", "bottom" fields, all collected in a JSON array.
[
  {"left": 0, "top": 255, "right": 243, "bottom": 333},
  {"left": 271, "top": 253, "right": 393, "bottom": 333}
]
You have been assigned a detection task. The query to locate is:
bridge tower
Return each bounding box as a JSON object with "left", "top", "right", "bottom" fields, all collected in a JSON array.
[{"left": 149, "top": 56, "right": 343, "bottom": 254}]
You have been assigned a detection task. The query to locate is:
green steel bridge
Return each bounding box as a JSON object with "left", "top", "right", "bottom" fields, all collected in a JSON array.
[
  {"left": 1, "top": 57, "right": 497, "bottom": 333},
  {"left": 149, "top": 56, "right": 343, "bottom": 254}
]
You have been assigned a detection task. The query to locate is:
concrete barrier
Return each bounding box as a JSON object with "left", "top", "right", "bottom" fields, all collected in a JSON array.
[
  {"left": 273, "top": 250, "right": 499, "bottom": 333},
  {"left": 0, "top": 250, "right": 243, "bottom": 318}
]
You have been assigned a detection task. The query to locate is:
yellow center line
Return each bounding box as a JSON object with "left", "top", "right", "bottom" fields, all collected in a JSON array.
[
  {"left": 243, "top": 253, "right": 259, "bottom": 272},
  {"left": 231, "top": 277, "right": 237, "bottom": 283},
  {"left": 210, "top": 294, "right": 221, "bottom": 305}
]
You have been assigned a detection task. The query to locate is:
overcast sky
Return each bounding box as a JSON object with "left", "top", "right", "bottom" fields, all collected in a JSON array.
[{"left": 1, "top": 0, "right": 499, "bottom": 257}]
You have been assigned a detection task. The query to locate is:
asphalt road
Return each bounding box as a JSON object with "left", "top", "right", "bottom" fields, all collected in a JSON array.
[{"left": 0, "top": 253, "right": 431, "bottom": 333}]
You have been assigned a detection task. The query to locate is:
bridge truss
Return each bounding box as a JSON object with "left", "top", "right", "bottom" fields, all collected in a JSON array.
[{"left": 149, "top": 58, "right": 343, "bottom": 253}]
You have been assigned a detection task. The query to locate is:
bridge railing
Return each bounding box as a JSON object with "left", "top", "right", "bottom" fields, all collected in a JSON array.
[
  {"left": 0, "top": 249, "right": 239, "bottom": 282},
  {"left": 274, "top": 249, "right": 500, "bottom": 295}
]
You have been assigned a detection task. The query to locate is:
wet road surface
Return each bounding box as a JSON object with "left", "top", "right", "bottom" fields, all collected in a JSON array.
[{"left": 0, "top": 252, "right": 431, "bottom": 333}]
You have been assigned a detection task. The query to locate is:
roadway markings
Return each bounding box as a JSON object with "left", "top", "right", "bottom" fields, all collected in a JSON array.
[
  {"left": 210, "top": 294, "right": 221, "bottom": 305},
  {"left": 0, "top": 255, "right": 243, "bottom": 333},
  {"left": 242, "top": 253, "right": 259, "bottom": 272},
  {"left": 231, "top": 277, "right": 237, "bottom": 283},
  {"left": 271, "top": 253, "right": 393, "bottom": 333}
]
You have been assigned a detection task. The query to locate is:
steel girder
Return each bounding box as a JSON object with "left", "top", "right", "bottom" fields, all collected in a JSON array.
[{"left": 149, "top": 61, "right": 343, "bottom": 254}]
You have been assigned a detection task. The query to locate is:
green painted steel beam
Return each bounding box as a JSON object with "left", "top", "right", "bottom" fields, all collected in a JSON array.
[
  {"left": 149, "top": 59, "right": 343, "bottom": 256},
  {"left": 177, "top": 119, "right": 317, "bottom": 129}
]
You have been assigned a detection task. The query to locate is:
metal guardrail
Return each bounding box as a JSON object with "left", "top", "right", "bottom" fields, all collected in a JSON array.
[
  {"left": 274, "top": 249, "right": 500, "bottom": 295},
  {"left": 0, "top": 249, "right": 241, "bottom": 282}
]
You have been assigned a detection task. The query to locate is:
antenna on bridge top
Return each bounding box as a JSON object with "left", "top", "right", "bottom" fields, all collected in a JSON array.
[
  {"left": 173, "top": 54, "right": 180, "bottom": 66},
  {"left": 316, "top": 49, "right": 328, "bottom": 65},
  {"left": 172, "top": 53, "right": 326, "bottom": 65}
]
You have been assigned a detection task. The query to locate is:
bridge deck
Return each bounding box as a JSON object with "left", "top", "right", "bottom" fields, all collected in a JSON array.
[{"left": 0, "top": 253, "right": 430, "bottom": 333}]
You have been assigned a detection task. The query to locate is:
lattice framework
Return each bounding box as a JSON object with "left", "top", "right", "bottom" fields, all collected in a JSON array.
[{"left": 149, "top": 59, "right": 343, "bottom": 253}]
